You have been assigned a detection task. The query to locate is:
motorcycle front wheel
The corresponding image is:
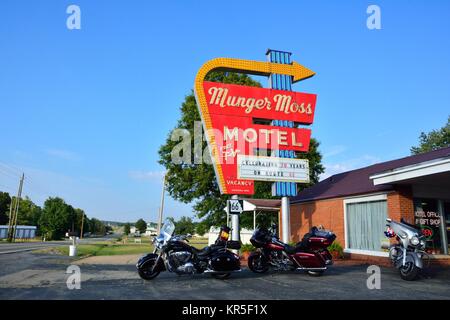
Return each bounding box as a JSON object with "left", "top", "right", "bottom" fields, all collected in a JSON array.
[
  {"left": 137, "top": 257, "right": 161, "bottom": 280},
  {"left": 399, "top": 262, "right": 419, "bottom": 281},
  {"left": 248, "top": 252, "right": 269, "bottom": 273},
  {"left": 210, "top": 273, "right": 231, "bottom": 280}
]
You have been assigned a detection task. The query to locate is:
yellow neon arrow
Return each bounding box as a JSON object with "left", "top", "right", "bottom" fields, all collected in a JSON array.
[
  {"left": 193, "top": 57, "right": 315, "bottom": 194},
  {"left": 195, "top": 57, "right": 315, "bottom": 85}
]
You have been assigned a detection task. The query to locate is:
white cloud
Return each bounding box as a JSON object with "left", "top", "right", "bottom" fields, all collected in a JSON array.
[
  {"left": 128, "top": 170, "right": 165, "bottom": 182},
  {"left": 323, "top": 145, "right": 347, "bottom": 158},
  {"left": 46, "top": 149, "right": 81, "bottom": 161},
  {"left": 321, "top": 154, "right": 381, "bottom": 181}
]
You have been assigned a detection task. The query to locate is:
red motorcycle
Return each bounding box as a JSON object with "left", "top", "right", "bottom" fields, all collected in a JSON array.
[{"left": 248, "top": 224, "right": 336, "bottom": 276}]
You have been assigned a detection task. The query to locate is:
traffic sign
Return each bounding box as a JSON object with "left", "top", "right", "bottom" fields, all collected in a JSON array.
[{"left": 228, "top": 199, "right": 244, "bottom": 214}]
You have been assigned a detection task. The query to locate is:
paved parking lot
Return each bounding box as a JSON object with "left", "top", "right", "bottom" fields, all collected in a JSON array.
[{"left": 0, "top": 252, "right": 449, "bottom": 300}]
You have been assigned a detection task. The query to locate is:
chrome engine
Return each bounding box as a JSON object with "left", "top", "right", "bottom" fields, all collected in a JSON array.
[{"left": 168, "top": 251, "right": 195, "bottom": 274}]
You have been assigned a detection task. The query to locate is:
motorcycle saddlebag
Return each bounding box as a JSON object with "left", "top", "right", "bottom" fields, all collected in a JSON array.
[
  {"left": 210, "top": 250, "right": 240, "bottom": 272},
  {"left": 226, "top": 240, "right": 241, "bottom": 250}
]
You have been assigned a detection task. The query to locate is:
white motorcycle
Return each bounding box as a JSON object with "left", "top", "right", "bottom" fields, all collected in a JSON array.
[{"left": 384, "top": 218, "right": 429, "bottom": 280}]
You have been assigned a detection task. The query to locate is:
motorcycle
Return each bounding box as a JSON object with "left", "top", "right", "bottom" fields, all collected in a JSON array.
[
  {"left": 384, "top": 218, "right": 429, "bottom": 280},
  {"left": 248, "top": 224, "right": 336, "bottom": 276},
  {"left": 136, "top": 220, "right": 241, "bottom": 280}
]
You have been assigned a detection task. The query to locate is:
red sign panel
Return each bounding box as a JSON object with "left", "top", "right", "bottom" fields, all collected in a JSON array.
[{"left": 202, "top": 82, "right": 317, "bottom": 195}]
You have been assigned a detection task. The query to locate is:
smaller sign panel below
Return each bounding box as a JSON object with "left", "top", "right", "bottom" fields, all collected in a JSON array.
[
  {"left": 228, "top": 199, "right": 244, "bottom": 214},
  {"left": 237, "top": 155, "right": 310, "bottom": 183}
]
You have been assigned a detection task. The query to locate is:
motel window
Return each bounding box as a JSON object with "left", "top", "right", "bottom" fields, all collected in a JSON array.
[
  {"left": 414, "top": 198, "right": 449, "bottom": 255},
  {"left": 346, "top": 199, "right": 388, "bottom": 252}
]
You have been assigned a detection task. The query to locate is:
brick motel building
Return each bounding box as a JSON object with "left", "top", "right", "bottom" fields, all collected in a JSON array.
[{"left": 289, "top": 146, "right": 450, "bottom": 264}]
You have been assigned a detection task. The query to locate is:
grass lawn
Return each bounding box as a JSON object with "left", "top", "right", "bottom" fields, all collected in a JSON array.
[
  {"left": 37, "top": 242, "right": 154, "bottom": 257},
  {"left": 36, "top": 237, "right": 209, "bottom": 257}
]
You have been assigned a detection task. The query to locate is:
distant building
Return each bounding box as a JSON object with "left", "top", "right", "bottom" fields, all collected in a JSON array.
[
  {"left": 145, "top": 225, "right": 158, "bottom": 236},
  {"left": 129, "top": 226, "right": 139, "bottom": 236},
  {"left": 207, "top": 226, "right": 253, "bottom": 245},
  {"left": 0, "top": 226, "right": 37, "bottom": 239}
]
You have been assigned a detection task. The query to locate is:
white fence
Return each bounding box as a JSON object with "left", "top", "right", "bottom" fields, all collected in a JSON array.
[
  {"left": 207, "top": 226, "right": 254, "bottom": 245},
  {"left": 0, "top": 226, "right": 37, "bottom": 239}
]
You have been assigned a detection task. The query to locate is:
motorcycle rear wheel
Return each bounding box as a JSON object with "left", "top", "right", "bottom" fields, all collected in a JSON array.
[
  {"left": 307, "top": 270, "right": 324, "bottom": 276},
  {"left": 399, "top": 262, "right": 419, "bottom": 281},
  {"left": 248, "top": 252, "right": 269, "bottom": 273},
  {"left": 137, "top": 258, "right": 161, "bottom": 280}
]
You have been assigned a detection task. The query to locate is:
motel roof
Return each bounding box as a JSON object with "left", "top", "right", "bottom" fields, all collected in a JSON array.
[{"left": 290, "top": 146, "right": 450, "bottom": 203}]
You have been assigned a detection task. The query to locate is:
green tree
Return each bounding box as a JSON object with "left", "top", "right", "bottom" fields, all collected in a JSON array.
[
  {"left": 0, "top": 191, "right": 11, "bottom": 225},
  {"left": 89, "top": 218, "right": 106, "bottom": 236},
  {"left": 135, "top": 218, "right": 147, "bottom": 234},
  {"left": 123, "top": 223, "right": 131, "bottom": 235},
  {"left": 39, "top": 197, "right": 71, "bottom": 240},
  {"left": 158, "top": 72, "right": 325, "bottom": 230},
  {"left": 15, "top": 196, "right": 42, "bottom": 229},
  {"left": 411, "top": 116, "right": 450, "bottom": 154},
  {"left": 173, "top": 216, "right": 196, "bottom": 235}
]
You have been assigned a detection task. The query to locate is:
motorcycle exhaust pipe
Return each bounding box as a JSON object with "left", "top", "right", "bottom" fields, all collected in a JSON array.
[
  {"left": 203, "top": 269, "right": 242, "bottom": 274},
  {"left": 295, "top": 267, "right": 327, "bottom": 271}
]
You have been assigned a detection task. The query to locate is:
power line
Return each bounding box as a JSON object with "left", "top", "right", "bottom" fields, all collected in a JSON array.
[
  {"left": 0, "top": 168, "right": 20, "bottom": 180},
  {"left": 0, "top": 162, "right": 22, "bottom": 177}
]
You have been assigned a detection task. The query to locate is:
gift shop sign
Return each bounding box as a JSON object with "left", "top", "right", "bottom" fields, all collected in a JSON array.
[{"left": 194, "top": 58, "right": 316, "bottom": 195}]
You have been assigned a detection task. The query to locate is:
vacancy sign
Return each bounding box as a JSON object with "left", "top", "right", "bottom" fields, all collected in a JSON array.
[
  {"left": 194, "top": 57, "right": 316, "bottom": 195},
  {"left": 237, "top": 155, "right": 310, "bottom": 183}
]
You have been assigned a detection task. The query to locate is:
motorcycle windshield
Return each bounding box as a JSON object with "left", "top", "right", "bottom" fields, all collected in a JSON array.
[{"left": 158, "top": 219, "right": 175, "bottom": 244}]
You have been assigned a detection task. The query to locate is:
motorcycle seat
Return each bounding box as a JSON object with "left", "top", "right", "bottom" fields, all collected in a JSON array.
[
  {"left": 294, "top": 241, "right": 308, "bottom": 252},
  {"left": 284, "top": 244, "right": 297, "bottom": 254},
  {"left": 194, "top": 244, "right": 224, "bottom": 257}
]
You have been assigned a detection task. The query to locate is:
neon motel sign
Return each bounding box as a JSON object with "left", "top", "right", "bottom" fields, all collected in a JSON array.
[{"left": 194, "top": 57, "right": 317, "bottom": 195}]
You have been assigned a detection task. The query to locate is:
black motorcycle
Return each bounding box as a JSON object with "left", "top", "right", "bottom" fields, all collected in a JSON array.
[{"left": 137, "top": 220, "right": 241, "bottom": 280}]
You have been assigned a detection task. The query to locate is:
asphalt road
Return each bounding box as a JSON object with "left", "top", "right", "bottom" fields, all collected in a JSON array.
[
  {"left": 0, "top": 234, "right": 119, "bottom": 254},
  {"left": 0, "top": 241, "right": 69, "bottom": 254},
  {"left": 0, "top": 251, "right": 449, "bottom": 300}
]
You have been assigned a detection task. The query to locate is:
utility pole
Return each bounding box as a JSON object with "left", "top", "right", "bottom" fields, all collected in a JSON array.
[
  {"left": 80, "top": 213, "right": 85, "bottom": 239},
  {"left": 8, "top": 173, "right": 24, "bottom": 242},
  {"left": 157, "top": 173, "right": 166, "bottom": 234},
  {"left": 7, "top": 196, "right": 14, "bottom": 240}
]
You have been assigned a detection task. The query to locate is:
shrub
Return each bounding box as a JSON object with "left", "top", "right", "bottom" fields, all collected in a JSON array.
[
  {"left": 240, "top": 244, "right": 255, "bottom": 253},
  {"left": 327, "top": 242, "right": 344, "bottom": 259}
]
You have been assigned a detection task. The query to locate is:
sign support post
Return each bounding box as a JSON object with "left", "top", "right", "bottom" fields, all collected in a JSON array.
[{"left": 281, "top": 197, "right": 290, "bottom": 244}]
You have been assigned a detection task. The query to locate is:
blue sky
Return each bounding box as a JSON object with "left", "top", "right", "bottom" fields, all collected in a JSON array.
[{"left": 1, "top": 1, "right": 449, "bottom": 222}]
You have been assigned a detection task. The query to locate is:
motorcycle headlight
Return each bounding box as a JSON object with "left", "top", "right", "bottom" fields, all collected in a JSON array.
[{"left": 410, "top": 236, "right": 420, "bottom": 246}]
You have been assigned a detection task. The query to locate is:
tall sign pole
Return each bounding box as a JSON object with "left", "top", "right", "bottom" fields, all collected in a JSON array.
[{"left": 267, "top": 49, "right": 296, "bottom": 243}]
